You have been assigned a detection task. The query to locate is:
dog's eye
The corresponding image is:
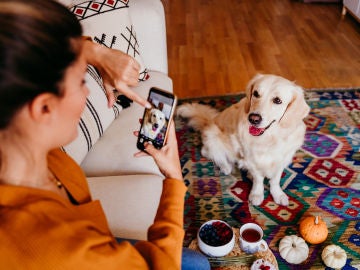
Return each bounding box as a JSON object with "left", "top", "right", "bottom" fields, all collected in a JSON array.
[
  {"left": 253, "top": 90, "right": 260, "bottom": 98},
  {"left": 273, "top": 97, "right": 282, "bottom": 104}
]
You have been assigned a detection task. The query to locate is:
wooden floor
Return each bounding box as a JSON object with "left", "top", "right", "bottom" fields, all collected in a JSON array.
[{"left": 163, "top": 0, "right": 360, "bottom": 99}]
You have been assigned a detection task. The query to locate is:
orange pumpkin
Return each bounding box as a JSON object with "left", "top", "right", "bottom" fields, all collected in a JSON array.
[{"left": 299, "top": 216, "right": 328, "bottom": 244}]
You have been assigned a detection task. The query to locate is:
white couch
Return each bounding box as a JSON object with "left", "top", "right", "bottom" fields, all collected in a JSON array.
[
  {"left": 63, "top": 0, "right": 174, "bottom": 240},
  {"left": 342, "top": 0, "right": 360, "bottom": 21}
]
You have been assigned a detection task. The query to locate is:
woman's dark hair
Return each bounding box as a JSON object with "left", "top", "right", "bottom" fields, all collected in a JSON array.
[{"left": 0, "top": 0, "right": 83, "bottom": 129}]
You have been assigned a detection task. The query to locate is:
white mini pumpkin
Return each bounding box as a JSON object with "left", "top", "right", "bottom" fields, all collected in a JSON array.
[
  {"left": 279, "top": 235, "right": 309, "bottom": 264},
  {"left": 321, "top": 244, "right": 347, "bottom": 269}
]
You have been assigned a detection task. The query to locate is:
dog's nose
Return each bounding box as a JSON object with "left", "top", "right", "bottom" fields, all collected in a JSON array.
[
  {"left": 248, "top": 113, "right": 262, "bottom": 125},
  {"left": 154, "top": 123, "right": 159, "bottom": 128}
]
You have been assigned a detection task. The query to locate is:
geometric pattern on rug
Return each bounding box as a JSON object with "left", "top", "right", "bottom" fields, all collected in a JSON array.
[
  {"left": 318, "top": 188, "right": 360, "bottom": 220},
  {"left": 333, "top": 220, "right": 360, "bottom": 259},
  {"left": 304, "top": 158, "right": 357, "bottom": 187},
  {"left": 177, "top": 89, "right": 360, "bottom": 269},
  {"left": 255, "top": 190, "right": 310, "bottom": 226},
  {"left": 302, "top": 132, "right": 342, "bottom": 158}
]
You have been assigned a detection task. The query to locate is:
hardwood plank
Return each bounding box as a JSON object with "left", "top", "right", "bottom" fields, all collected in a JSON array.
[{"left": 163, "top": 0, "right": 360, "bottom": 98}]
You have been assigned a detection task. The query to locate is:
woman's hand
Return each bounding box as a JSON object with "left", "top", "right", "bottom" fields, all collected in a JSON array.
[
  {"left": 134, "top": 121, "right": 183, "bottom": 180},
  {"left": 83, "top": 40, "right": 150, "bottom": 108}
]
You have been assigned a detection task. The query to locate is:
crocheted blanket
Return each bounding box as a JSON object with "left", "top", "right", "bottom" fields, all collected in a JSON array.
[{"left": 176, "top": 89, "right": 360, "bottom": 269}]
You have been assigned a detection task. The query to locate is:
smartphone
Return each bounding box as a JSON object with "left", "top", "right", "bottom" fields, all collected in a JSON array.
[{"left": 137, "top": 87, "right": 177, "bottom": 151}]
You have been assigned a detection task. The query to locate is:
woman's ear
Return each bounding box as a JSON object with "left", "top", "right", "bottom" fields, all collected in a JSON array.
[{"left": 28, "top": 93, "right": 58, "bottom": 124}]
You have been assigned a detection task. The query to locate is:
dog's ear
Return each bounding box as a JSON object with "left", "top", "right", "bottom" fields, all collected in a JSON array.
[
  {"left": 143, "top": 107, "right": 152, "bottom": 122},
  {"left": 245, "top": 74, "right": 263, "bottom": 113},
  {"left": 279, "top": 86, "right": 310, "bottom": 128}
]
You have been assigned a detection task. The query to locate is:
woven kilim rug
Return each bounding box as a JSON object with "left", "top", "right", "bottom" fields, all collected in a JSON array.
[{"left": 175, "top": 89, "right": 360, "bottom": 269}]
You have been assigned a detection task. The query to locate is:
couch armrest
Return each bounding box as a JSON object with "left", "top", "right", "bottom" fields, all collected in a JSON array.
[{"left": 129, "top": 0, "right": 168, "bottom": 74}]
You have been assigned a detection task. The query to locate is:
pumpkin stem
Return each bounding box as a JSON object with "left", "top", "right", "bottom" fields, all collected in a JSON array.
[{"left": 315, "top": 216, "right": 319, "bottom": 224}]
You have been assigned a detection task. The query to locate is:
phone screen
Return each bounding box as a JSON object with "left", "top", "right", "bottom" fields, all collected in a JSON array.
[{"left": 137, "top": 88, "right": 177, "bottom": 150}]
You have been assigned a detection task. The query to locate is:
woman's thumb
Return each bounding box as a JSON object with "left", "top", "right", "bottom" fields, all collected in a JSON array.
[{"left": 144, "top": 142, "right": 157, "bottom": 155}]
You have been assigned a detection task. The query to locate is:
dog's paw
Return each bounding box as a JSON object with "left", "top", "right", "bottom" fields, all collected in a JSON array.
[
  {"left": 272, "top": 191, "right": 289, "bottom": 206},
  {"left": 236, "top": 160, "right": 245, "bottom": 170},
  {"left": 249, "top": 192, "right": 264, "bottom": 206},
  {"left": 220, "top": 165, "right": 232, "bottom": 175},
  {"left": 200, "top": 147, "right": 209, "bottom": 157},
  {"left": 220, "top": 168, "right": 232, "bottom": 175}
]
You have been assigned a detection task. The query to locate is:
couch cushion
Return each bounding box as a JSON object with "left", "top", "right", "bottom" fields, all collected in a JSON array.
[
  {"left": 62, "top": 65, "right": 122, "bottom": 164},
  {"left": 80, "top": 71, "right": 173, "bottom": 177},
  {"left": 87, "top": 174, "right": 164, "bottom": 240},
  {"left": 69, "top": 0, "right": 149, "bottom": 81}
]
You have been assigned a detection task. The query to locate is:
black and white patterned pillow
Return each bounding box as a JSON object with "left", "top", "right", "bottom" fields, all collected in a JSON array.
[
  {"left": 70, "top": 0, "right": 149, "bottom": 81},
  {"left": 61, "top": 0, "right": 149, "bottom": 163},
  {"left": 62, "top": 65, "right": 122, "bottom": 163}
]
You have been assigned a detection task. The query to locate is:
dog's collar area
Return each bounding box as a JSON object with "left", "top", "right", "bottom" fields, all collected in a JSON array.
[{"left": 249, "top": 120, "right": 276, "bottom": 136}]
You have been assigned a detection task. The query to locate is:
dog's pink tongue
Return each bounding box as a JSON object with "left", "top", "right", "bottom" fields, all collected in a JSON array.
[{"left": 249, "top": 125, "right": 264, "bottom": 136}]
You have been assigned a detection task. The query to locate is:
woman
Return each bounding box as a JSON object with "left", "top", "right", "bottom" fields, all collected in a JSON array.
[{"left": 0, "top": 0, "right": 209, "bottom": 269}]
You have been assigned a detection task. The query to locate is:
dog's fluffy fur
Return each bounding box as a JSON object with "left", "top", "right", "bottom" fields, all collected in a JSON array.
[
  {"left": 141, "top": 108, "right": 166, "bottom": 139},
  {"left": 177, "top": 74, "right": 310, "bottom": 206}
]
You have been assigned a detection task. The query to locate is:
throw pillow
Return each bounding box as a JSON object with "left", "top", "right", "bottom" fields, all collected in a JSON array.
[
  {"left": 61, "top": 0, "right": 149, "bottom": 163},
  {"left": 69, "top": 0, "right": 149, "bottom": 81},
  {"left": 62, "top": 65, "right": 122, "bottom": 164}
]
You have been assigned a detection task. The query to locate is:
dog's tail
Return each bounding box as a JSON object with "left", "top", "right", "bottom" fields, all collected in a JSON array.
[{"left": 176, "top": 103, "right": 219, "bottom": 131}]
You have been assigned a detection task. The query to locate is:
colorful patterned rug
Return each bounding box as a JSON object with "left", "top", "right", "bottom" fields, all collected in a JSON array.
[{"left": 175, "top": 89, "right": 360, "bottom": 269}]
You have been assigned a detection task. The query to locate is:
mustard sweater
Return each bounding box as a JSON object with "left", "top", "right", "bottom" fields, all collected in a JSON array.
[{"left": 0, "top": 149, "right": 187, "bottom": 269}]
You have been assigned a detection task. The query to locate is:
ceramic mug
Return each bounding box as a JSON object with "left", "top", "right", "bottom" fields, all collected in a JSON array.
[{"left": 239, "top": 223, "right": 268, "bottom": 254}]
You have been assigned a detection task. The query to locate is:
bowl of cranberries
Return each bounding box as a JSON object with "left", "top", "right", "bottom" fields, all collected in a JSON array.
[{"left": 197, "top": 220, "right": 235, "bottom": 257}]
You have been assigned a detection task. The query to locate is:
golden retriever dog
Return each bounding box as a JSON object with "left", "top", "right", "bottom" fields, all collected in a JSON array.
[
  {"left": 141, "top": 107, "right": 166, "bottom": 140},
  {"left": 177, "top": 74, "right": 310, "bottom": 206}
]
